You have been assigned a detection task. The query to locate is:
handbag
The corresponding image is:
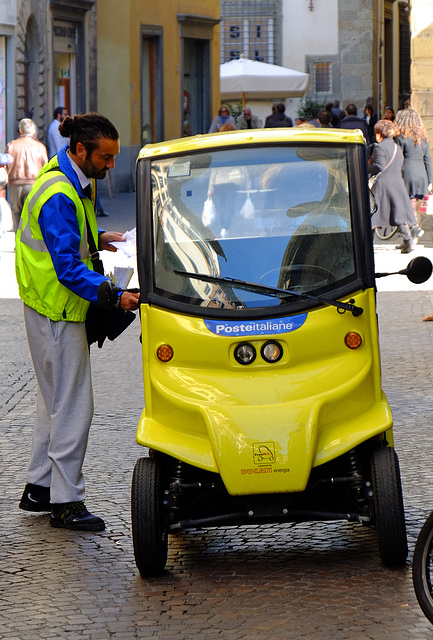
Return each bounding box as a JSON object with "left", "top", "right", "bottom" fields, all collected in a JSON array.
[
  {"left": 368, "top": 145, "right": 397, "bottom": 191},
  {"left": 84, "top": 207, "right": 136, "bottom": 348},
  {"left": 419, "top": 195, "right": 433, "bottom": 215}
]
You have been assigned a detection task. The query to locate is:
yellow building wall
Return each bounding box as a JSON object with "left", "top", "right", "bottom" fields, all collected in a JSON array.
[
  {"left": 411, "top": 0, "right": 433, "bottom": 144},
  {"left": 97, "top": 0, "right": 221, "bottom": 148},
  {"left": 97, "top": 2, "right": 132, "bottom": 145}
]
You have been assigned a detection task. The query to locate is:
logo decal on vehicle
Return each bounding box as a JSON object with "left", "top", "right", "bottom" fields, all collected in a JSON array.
[
  {"left": 253, "top": 442, "right": 276, "bottom": 465},
  {"left": 204, "top": 314, "right": 307, "bottom": 337}
]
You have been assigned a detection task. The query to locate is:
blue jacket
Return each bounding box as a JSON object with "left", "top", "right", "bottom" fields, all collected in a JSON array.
[{"left": 37, "top": 145, "right": 107, "bottom": 305}]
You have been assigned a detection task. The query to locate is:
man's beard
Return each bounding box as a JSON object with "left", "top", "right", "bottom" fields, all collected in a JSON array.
[{"left": 81, "top": 159, "right": 108, "bottom": 180}]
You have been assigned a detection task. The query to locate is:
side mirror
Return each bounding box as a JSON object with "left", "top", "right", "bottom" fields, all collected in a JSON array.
[
  {"left": 375, "top": 256, "right": 433, "bottom": 283},
  {"left": 400, "top": 256, "right": 433, "bottom": 284}
]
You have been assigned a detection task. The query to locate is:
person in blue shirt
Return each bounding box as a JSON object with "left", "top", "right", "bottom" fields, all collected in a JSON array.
[{"left": 16, "top": 113, "right": 140, "bottom": 531}]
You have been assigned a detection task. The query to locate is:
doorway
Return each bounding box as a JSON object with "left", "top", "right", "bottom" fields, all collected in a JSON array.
[
  {"left": 141, "top": 30, "right": 163, "bottom": 145},
  {"left": 182, "top": 38, "right": 211, "bottom": 136}
]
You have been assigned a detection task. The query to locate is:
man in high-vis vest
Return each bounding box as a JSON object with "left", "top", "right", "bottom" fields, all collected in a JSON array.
[{"left": 16, "top": 113, "right": 140, "bottom": 531}]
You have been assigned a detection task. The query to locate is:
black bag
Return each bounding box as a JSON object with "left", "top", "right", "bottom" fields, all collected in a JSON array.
[
  {"left": 84, "top": 206, "right": 136, "bottom": 348},
  {"left": 85, "top": 303, "right": 136, "bottom": 348}
]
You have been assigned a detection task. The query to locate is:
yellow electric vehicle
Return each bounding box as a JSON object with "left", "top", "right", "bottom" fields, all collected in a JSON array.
[{"left": 132, "top": 128, "right": 432, "bottom": 576}]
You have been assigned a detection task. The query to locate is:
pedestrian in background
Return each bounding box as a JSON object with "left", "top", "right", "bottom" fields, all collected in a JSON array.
[
  {"left": 363, "top": 103, "right": 378, "bottom": 145},
  {"left": 265, "top": 103, "right": 278, "bottom": 127},
  {"left": 0, "top": 151, "right": 13, "bottom": 238},
  {"left": 398, "top": 95, "right": 411, "bottom": 112},
  {"left": 369, "top": 119, "right": 416, "bottom": 254},
  {"left": 332, "top": 99, "right": 346, "bottom": 124},
  {"left": 394, "top": 107, "right": 432, "bottom": 246},
  {"left": 47, "top": 106, "right": 69, "bottom": 159},
  {"left": 339, "top": 104, "right": 369, "bottom": 139},
  {"left": 318, "top": 109, "right": 333, "bottom": 128},
  {"left": 219, "top": 123, "right": 236, "bottom": 132},
  {"left": 16, "top": 112, "right": 140, "bottom": 531},
  {"left": 325, "top": 101, "right": 339, "bottom": 127},
  {"left": 308, "top": 107, "right": 320, "bottom": 127},
  {"left": 208, "top": 105, "right": 236, "bottom": 133},
  {"left": 238, "top": 107, "right": 263, "bottom": 129},
  {"left": 384, "top": 106, "right": 396, "bottom": 122},
  {"left": 265, "top": 102, "right": 293, "bottom": 128},
  {"left": 5, "top": 118, "right": 48, "bottom": 232}
]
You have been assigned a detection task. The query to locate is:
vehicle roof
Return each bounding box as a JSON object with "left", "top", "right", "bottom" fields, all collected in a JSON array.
[{"left": 138, "top": 127, "right": 366, "bottom": 160}]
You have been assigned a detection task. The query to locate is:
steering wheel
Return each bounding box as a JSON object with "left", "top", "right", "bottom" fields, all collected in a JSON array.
[{"left": 286, "top": 201, "right": 321, "bottom": 218}]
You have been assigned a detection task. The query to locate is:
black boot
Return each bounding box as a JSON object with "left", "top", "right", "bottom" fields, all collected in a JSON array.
[{"left": 400, "top": 239, "right": 414, "bottom": 254}]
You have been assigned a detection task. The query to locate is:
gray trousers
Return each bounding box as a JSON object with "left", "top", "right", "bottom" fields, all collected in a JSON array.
[{"left": 24, "top": 304, "right": 94, "bottom": 504}]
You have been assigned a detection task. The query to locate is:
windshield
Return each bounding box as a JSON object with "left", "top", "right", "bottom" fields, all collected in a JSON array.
[{"left": 151, "top": 145, "right": 357, "bottom": 310}]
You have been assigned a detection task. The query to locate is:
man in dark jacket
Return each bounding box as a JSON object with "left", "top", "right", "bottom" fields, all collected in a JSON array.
[
  {"left": 265, "top": 102, "right": 293, "bottom": 128},
  {"left": 339, "top": 103, "right": 368, "bottom": 138}
]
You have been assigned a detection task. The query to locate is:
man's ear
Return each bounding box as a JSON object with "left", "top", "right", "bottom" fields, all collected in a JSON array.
[{"left": 75, "top": 141, "right": 87, "bottom": 160}]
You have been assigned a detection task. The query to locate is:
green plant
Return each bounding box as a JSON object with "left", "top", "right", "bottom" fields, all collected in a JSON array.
[{"left": 297, "top": 95, "right": 328, "bottom": 121}]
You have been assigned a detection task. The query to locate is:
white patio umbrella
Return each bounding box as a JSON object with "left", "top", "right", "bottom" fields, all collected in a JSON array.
[{"left": 220, "top": 56, "right": 310, "bottom": 107}]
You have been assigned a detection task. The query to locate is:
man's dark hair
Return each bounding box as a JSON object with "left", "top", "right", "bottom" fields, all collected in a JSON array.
[
  {"left": 346, "top": 103, "right": 358, "bottom": 116},
  {"left": 59, "top": 112, "right": 119, "bottom": 154},
  {"left": 276, "top": 102, "right": 286, "bottom": 113},
  {"left": 325, "top": 101, "right": 334, "bottom": 112},
  {"left": 333, "top": 99, "right": 340, "bottom": 108},
  {"left": 318, "top": 109, "right": 332, "bottom": 125},
  {"left": 310, "top": 107, "right": 320, "bottom": 119},
  {"left": 53, "top": 106, "right": 65, "bottom": 120}
]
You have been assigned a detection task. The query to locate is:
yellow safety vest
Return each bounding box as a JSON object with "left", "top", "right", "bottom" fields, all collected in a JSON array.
[{"left": 15, "top": 158, "right": 99, "bottom": 322}]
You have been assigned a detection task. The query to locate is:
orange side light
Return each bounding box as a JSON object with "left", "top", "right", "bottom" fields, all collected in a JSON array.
[
  {"left": 344, "top": 332, "right": 363, "bottom": 350},
  {"left": 157, "top": 344, "right": 174, "bottom": 362}
]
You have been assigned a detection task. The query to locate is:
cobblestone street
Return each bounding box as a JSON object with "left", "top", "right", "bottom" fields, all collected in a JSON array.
[{"left": 2, "top": 196, "right": 433, "bottom": 638}]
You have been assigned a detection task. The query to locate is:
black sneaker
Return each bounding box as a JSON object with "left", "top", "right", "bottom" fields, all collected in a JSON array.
[
  {"left": 50, "top": 502, "right": 105, "bottom": 531},
  {"left": 19, "top": 483, "right": 51, "bottom": 512}
]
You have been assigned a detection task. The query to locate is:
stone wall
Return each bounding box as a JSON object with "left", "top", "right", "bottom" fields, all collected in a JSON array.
[
  {"left": 338, "top": 0, "right": 375, "bottom": 109},
  {"left": 411, "top": 1, "right": 433, "bottom": 146}
]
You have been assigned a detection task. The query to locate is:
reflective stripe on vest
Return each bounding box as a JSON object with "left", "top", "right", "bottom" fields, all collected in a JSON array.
[{"left": 18, "top": 173, "right": 89, "bottom": 260}]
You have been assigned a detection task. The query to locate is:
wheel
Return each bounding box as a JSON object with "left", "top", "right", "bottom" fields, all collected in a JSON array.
[
  {"left": 374, "top": 225, "right": 398, "bottom": 240},
  {"left": 131, "top": 455, "right": 169, "bottom": 576},
  {"left": 413, "top": 512, "right": 433, "bottom": 624},
  {"left": 370, "top": 446, "right": 408, "bottom": 567}
]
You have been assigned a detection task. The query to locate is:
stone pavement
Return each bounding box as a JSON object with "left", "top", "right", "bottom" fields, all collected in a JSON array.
[{"left": 3, "top": 194, "right": 433, "bottom": 638}]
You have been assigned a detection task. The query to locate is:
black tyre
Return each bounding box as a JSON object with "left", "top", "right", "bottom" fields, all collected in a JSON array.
[
  {"left": 370, "top": 446, "right": 408, "bottom": 567},
  {"left": 413, "top": 512, "right": 433, "bottom": 624},
  {"left": 374, "top": 225, "right": 398, "bottom": 240},
  {"left": 131, "top": 456, "right": 169, "bottom": 576}
]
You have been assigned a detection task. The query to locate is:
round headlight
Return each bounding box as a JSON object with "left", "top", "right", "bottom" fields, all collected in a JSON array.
[
  {"left": 261, "top": 341, "right": 283, "bottom": 363},
  {"left": 234, "top": 343, "right": 256, "bottom": 365}
]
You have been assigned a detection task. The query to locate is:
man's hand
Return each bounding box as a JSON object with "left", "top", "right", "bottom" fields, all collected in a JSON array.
[
  {"left": 119, "top": 291, "right": 140, "bottom": 311},
  {"left": 98, "top": 231, "right": 125, "bottom": 252}
]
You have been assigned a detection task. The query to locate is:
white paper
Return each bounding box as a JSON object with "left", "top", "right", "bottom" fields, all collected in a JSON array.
[
  {"left": 111, "top": 266, "right": 134, "bottom": 288},
  {"left": 110, "top": 227, "right": 136, "bottom": 258}
]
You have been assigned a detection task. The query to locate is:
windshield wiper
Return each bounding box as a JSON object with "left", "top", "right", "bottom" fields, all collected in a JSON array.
[{"left": 174, "top": 270, "right": 363, "bottom": 316}]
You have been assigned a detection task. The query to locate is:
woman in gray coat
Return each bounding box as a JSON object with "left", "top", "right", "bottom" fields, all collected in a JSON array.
[
  {"left": 394, "top": 108, "right": 432, "bottom": 243},
  {"left": 369, "top": 119, "right": 416, "bottom": 253}
]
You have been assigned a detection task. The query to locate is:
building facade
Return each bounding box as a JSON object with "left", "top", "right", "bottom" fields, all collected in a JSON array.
[
  {"left": 411, "top": 0, "right": 433, "bottom": 143},
  {"left": 219, "top": 0, "right": 409, "bottom": 122},
  {"left": 0, "top": 1, "right": 17, "bottom": 151},
  {"left": 14, "top": 0, "right": 96, "bottom": 145},
  {"left": 96, "top": 0, "right": 221, "bottom": 193}
]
